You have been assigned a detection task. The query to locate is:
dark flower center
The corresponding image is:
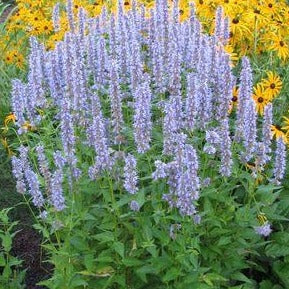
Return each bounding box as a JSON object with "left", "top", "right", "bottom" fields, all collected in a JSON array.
[
  {"left": 270, "top": 83, "right": 276, "bottom": 89},
  {"left": 275, "top": 125, "right": 282, "bottom": 130},
  {"left": 268, "top": 3, "right": 273, "bottom": 8},
  {"left": 232, "top": 18, "right": 239, "bottom": 24},
  {"left": 258, "top": 97, "right": 264, "bottom": 103},
  {"left": 124, "top": 1, "right": 130, "bottom": 5},
  {"left": 179, "top": 9, "right": 184, "bottom": 15},
  {"left": 254, "top": 8, "right": 260, "bottom": 14},
  {"left": 280, "top": 41, "right": 285, "bottom": 47},
  {"left": 199, "top": 0, "right": 204, "bottom": 4},
  {"left": 231, "top": 96, "right": 238, "bottom": 102}
]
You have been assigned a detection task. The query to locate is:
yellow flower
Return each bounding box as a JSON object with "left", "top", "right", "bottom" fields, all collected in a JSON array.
[
  {"left": 252, "top": 84, "right": 270, "bottom": 115},
  {"left": 1, "top": 138, "right": 14, "bottom": 156},
  {"left": 3, "top": 51, "right": 14, "bottom": 65},
  {"left": 281, "top": 116, "right": 289, "bottom": 135},
  {"left": 4, "top": 113, "right": 16, "bottom": 128},
  {"left": 261, "top": 71, "right": 282, "bottom": 99},
  {"left": 261, "top": 0, "right": 279, "bottom": 16},
  {"left": 229, "top": 13, "right": 252, "bottom": 45},
  {"left": 257, "top": 213, "right": 268, "bottom": 225},
  {"left": 269, "top": 34, "right": 289, "bottom": 60},
  {"left": 15, "top": 53, "right": 25, "bottom": 69},
  {"left": 271, "top": 125, "right": 287, "bottom": 142},
  {"left": 224, "top": 44, "right": 239, "bottom": 62},
  {"left": 178, "top": 1, "right": 190, "bottom": 22}
]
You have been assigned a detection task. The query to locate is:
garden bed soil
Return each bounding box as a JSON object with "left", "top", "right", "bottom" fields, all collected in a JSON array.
[{"left": 12, "top": 226, "right": 52, "bottom": 289}]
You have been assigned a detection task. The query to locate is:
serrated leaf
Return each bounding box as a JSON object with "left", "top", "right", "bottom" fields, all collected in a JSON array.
[
  {"left": 2, "top": 234, "right": 12, "bottom": 252},
  {"left": 122, "top": 258, "right": 143, "bottom": 267},
  {"left": 217, "top": 236, "right": 232, "bottom": 246},
  {"left": 0, "top": 253, "right": 6, "bottom": 267},
  {"left": 93, "top": 232, "right": 115, "bottom": 243},
  {"left": 113, "top": 241, "right": 124, "bottom": 258},
  {"left": 162, "top": 267, "right": 180, "bottom": 282},
  {"left": 78, "top": 266, "right": 115, "bottom": 277},
  {"left": 84, "top": 254, "right": 95, "bottom": 271},
  {"left": 136, "top": 265, "right": 156, "bottom": 282},
  {"left": 273, "top": 261, "right": 289, "bottom": 287},
  {"left": 231, "top": 272, "right": 253, "bottom": 284}
]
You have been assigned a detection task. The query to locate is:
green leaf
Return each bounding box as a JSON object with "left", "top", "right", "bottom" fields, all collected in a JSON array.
[
  {"left": 230, "top": 272, "right": 253, "bottom": 284},
  {"left": 84, "top": 254, "right": 95, "bottom": 271},
  {"left": 266, "top": 232, "right": 289, "bottom": 257},
  {"left": 2, "top": 265, "right": 11, "bottom": 279},
  {"left": 93, "top": 232, "right": 114, "bottom": 243},
  {"left": 69, "top": 275, "right": 88, "bottom": 287},
  {"left": 113, "top": 242, "right": 124, "bottom": 259},
  {"left": 78, "top": 266, "right": 115, "bottom": 278},
  {"left": 0, "top": 253, "right": 6, "bottom": 267},
  {"left": 122, "top": 258, "right": 143, "bottom": 267},
  {"left": 70, "top": 236, "right": 88, "bottom": 251},
  {"left": 217, "top": 236, "right": 232, "bottom": 246},
  {"left": 273, "top": 261, "right": 289, "bottom": 288},
  {"left": 8, "top": 256, "right": 22, "bottom": 267},
  {"left": 162, "top": 267, "right": 180, "bottom": 282},
  {"left": 2, "top": 233, "right": 12, "bottom": 252},
  {"left": 136, "top": 265, "right": 156, "bottom": 282},
  {"left": 259, "top": 280, "right": 273, "bottom": 289}
]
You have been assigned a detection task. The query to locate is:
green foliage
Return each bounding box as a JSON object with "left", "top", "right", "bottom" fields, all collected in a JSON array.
[
  {"left": 22, "top": 126, "right": 289, "bottom": 288},
  {"left": 0, "top": 208, "right": 25, "bottom": 289},
  {"left": 2, "top": 4, "right": 289, "bottom": 289}
]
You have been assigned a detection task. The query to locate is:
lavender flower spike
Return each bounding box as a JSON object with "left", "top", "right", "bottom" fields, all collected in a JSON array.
[
  {"left": 235, "top": 57, "right": 253, "bottom": 142},
  {"left": 272, "top": 137, "right": 287, "bottom": 185},
  {"left": 66, "top": 0, "right": 75, "bottom": 33},
  {"left": 262, "top": 103, "right": 273, "bottom": 162},
  {"left": 36, "top": 145, "right": 52, "bottom": 192},
  {"left": 51, "top": 169, "right": 66, "bottom": 211},
  {"left": 242, "top": 98, "right": 257, "bottom": 163},
  {"left": 219, "top": 118, "right": 233, "bottom": 177},
  {"left": 133, "top": 78, "right": 152, "bottom": 153},
  {"left": 11, "top": 156, "right": 26, "bottom": 194},
  {"left": 124, "top": 154, "right": 138, "bottom": 194},
  {"left": 52, "top": 3, "right": 60, "bottom": 32},
  {"left": 25, "top": 169, "right": 45, "bottom": 208}
]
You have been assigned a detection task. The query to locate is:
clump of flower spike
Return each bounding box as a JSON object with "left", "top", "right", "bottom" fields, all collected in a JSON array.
[{"left": 10, "top": 0, "right": 286, "bottom": 227}]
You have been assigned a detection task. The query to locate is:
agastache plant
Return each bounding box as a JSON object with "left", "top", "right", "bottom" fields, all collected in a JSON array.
[{"left": 10, "top": 0, "right": 286, "bottom": 228}]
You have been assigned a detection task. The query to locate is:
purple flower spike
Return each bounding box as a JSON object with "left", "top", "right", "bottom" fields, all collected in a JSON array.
[
  {"left": 124, "top": 154, "right": 138, "bottom": 194},
  {"left": 272, "top": 137, "right": 286, "bottom": 185}
]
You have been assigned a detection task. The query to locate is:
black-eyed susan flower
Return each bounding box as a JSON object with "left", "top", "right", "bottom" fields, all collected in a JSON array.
[
  {"left": 261, "top": 71, "right": 282, "bottom": 99},
  {"left": 252, "top": 84, "right": 270, "bottom": 115},
  {"left": 269, "top": 34, "right": 289, "bottom": 60},
  {"left": 271, "top": 125, "right": 287, "bottom": 143},
  {"left": 281, "top": 116, "right": 289, "bottom": 135}
]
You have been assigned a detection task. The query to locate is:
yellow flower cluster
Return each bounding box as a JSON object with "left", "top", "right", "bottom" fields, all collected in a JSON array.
[
  {"left": 192, "top": 0, "right": 289, "bottom": 61},
  {"left": 1, "top": 0, "right": 289, "bottom": 68}
]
